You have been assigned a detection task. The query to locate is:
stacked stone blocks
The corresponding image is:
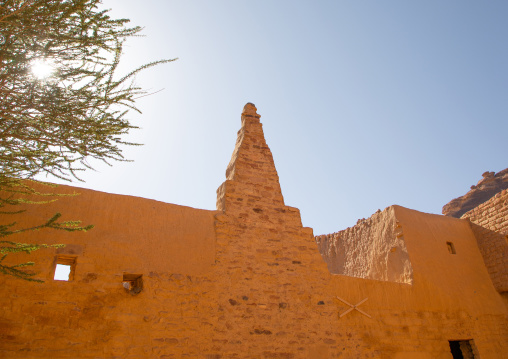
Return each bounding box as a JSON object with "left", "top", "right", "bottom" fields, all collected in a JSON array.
[{"left": 461, "top": 189, "right": 508, "bottom": 292}]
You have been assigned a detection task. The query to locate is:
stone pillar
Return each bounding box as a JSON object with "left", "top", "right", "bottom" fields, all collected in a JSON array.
[{"left": 209, "top": 103, "right": 332, "bottom": 357}]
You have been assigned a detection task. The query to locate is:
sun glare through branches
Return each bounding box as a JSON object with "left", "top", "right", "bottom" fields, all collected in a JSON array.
[{"left": 30, "top": 59, "right": 55, "bottom": 80}]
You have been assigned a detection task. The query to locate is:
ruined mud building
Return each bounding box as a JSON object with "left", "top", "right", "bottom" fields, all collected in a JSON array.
[{"left": 0, "top": 104, "right": 507, "bottom": 358}]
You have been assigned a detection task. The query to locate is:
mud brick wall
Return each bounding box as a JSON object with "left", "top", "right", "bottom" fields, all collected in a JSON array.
[{"left": 461, "top": 189, "right": 508, "bottom": 292}]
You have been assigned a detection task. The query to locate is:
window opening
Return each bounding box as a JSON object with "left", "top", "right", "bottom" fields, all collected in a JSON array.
[
  {"left": 54, "top": 255, "right": 76, "bottom": 281},
  {"left": 123, "top": 273, "right": 143, "bottom": 295},
  {"left": 447, "top": 241, "right": 456, "bottom": 254},
  {"left": 449, "top": 340, "right": 476, "bottom": 359}
]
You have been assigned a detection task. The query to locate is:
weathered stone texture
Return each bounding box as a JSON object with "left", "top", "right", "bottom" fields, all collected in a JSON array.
[
  {"left": 461, "top": 188, "right": 508, "bottom": 292},
  {"left": 211, "top": 103, "right": 334, "bottom": 357},
  {"left": 0, "top": 104, "right": 507, "bottom": 358},
  {"left": 443, "top": 168, "right": 508, "bottom": 218},
  {"left": 316, "top": 207, "right": 413, "bottom": 284}
]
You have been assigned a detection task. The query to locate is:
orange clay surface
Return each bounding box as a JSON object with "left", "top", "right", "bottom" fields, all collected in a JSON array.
[{"left": 0, "top": 104, "right": 506, "bottom": 358}]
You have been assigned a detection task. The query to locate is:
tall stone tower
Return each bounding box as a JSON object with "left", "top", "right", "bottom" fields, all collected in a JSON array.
[{"left": 211, "top": 103, "right": 333, "bottom": 357}]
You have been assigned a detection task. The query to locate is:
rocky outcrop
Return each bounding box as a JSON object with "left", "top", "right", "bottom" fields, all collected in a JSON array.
[{"left": 442, "top": 168, "right": 508, "bottom": 218}]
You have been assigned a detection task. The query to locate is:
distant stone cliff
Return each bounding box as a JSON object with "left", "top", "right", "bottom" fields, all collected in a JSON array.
[{"left": 442, "top": 168, "right": 508, "bottom": 218}]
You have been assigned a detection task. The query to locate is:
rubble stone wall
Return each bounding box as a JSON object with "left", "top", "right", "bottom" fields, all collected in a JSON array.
[{"left": 461, "top": 189, "right": 508, "bottom": 292}]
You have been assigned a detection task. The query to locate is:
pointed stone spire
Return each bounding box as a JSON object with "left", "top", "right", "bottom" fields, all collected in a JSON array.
[
  {"left": 212, "top": 106, "right": 332, "bottom": 352},
  {"left": 216, "top": 103, "right": 285, "bottom": 215}
]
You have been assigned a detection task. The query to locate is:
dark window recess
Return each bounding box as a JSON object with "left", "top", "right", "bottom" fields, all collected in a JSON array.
[
  {"left": 449, "top": 340, "right": 476, "bottom": 359},
  {"left": 447, "top": 241, "right": 456, "bottom": 254},
  {"left": 54, "top": 255, "right": 77, "bottom": 281},
  {"left": 123, "top": 274, "right": 143, "bottom": 294}
]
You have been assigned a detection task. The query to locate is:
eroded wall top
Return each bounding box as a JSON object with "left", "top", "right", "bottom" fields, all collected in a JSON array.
[{"left": 316, "top": 206, "right": 413, "bottom": 284}]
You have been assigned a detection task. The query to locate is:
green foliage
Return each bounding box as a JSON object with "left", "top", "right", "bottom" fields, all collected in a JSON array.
[
  {"left": 0, "top": 243, "right": 54, "bottom": 282},
  {"left": 0, "top": 179, "right": 94, "bottom": 282},
  {"left": 0, "top": 215, "right": 93, "bottom": 282},
  {"left": 0, "top": 0, "right": 175, "bottom": 180},
  {"left": 0, "top": 0, "right": 174, "bottom": 281}
]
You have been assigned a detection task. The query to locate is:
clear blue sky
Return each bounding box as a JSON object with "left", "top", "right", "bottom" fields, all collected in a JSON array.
[{"left": 48, "top": 1, "right": 508, "bottom": 235}]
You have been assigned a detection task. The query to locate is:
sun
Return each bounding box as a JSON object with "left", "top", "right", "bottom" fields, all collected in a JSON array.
[{"left": 31, "top": 59, "right": 55, "bottom": 80}]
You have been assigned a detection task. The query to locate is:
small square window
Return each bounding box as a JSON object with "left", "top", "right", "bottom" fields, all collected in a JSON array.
[
  {"left": 123, "top": 273, "right": 143, "bottom": 295},
  {"left": 54, "top": 255, "right": 77, "bottom": 281},
  {"left": 447, "top": 242, "right": 456, "bottom": 254}
]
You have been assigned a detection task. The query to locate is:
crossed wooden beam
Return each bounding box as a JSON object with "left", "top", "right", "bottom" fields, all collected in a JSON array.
[{"left": 336, "top": 296, "right": 371, "bottom": 318}]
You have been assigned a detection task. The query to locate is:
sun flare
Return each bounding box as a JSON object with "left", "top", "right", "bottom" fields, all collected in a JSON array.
[{"left": 31, "top": 59, "right": 54, "bottom": 80}]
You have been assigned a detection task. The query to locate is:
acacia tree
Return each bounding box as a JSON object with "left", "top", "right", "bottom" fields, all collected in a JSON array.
[{"left": 0, "top": 0, "right": 174, "bottom": 281}]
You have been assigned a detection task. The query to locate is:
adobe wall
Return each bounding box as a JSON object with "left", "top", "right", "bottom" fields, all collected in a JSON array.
[
  {"left": 0, "top": 104, "right": 507, "bottom": 358},
  {"left": 0, "top": 182, "right": 218, "bottom": 277},
  {"left": 461, "top": 189, "right": 508, "bottom": 293},
  {"left": 0, "top": 184, "right": 220, "bottom": 358},
  {"left": 316, "top": 207, "right": 413, "bottom": 284}
]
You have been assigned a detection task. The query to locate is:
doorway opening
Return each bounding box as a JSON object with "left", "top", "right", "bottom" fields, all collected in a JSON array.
[{"left": 449, "top": 340, "right": 476, "bottom": 359}]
